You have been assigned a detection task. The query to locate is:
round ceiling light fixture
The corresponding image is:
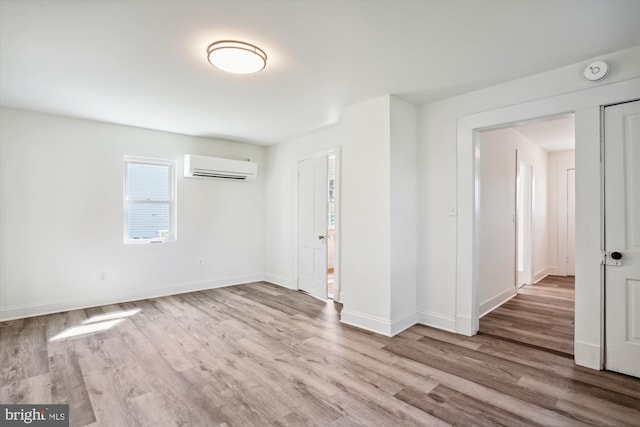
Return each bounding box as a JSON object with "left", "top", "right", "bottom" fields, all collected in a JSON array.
[{"left": 207, "top": 40, "right": 267, "bottom": 74}]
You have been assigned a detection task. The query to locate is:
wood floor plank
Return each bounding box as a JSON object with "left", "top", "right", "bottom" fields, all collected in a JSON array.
[
  {"left": 383, "top": 337, "right": 560, "bottom": 411},
  {"left": 127, "top": 391, "right": 190, "bottom": 427},
  {"left": 395, "top": 384, "right": 541, "bottom": 427},
  {"left": 371, "top": 341, "right": 586, "bottom": 426},
  {"left": 480, "top": 275, "right": 576, "bottom": 355},
  {"left": 1, "top": 280, "right": 639, "bottom": 426},
  {"left": 49, "top": 350, "right": 97, "bottom": 427},
  {"left": 0, "top": 317, "right": 48, "bottom": 385},
  {"left": 412, "top": 317, "right": 640, "bottom": 401},
  {"left": 174, "top": 291, "right": 233, "bottom": 323},
  {"left": 290, "top": 352, "right": 448, "bottom": 427},
  {"left": 84, "top": 368, "right": 142, "bottom": 427},
  {"left": 478, "top": 322, "right": 574, "bottom": 355},
  {"left": 0, "top": 372, "right": 52, "bottom": 404},
  {"left": 517, "top": 375, "right": 640, "bottom": 426}
]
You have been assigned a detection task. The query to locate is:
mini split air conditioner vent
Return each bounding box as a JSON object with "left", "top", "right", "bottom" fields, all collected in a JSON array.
[
  {"left": 192, "top": 171, "right": 247, "bottom": 180},
  {"left": 184, "top": 154, "right": 257, "bottom": 181}
]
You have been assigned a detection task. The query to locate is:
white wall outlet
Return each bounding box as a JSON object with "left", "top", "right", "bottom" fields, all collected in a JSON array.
[
  {"left": 197, "top": 258, "right": 204, "bottom": 268},
  {"left": 448, "top": 204, "right": 458, "bottom": 217},
  {"left": 98, "top": 272, "right": 106, "bottom": 281}
]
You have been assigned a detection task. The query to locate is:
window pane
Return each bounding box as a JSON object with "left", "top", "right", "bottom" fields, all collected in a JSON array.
[
  {"left": 128, "top": 203, "right": 169, "bottom": 240},
  {"left": 127, "top": 163, "right": 169, "bottom": 201}
]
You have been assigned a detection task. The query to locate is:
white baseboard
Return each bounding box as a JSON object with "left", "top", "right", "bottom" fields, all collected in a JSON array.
[
  {"left": 533, "top": 267, "right": 552, "bottom": 283},
  {"left": 340, "top": 309, "right": 392, "bottom": 336},
  {"left": 416, "top": 311, "right": 456, "bottom": 333},
  {"left": 574, "top": 340, "right": 602, "bottom": 370},
  {"left": 479, "top": 288, "right": 517, "bottom": 318},
  {"left": 0, "top": 273, "right": 264, "bottom": 322},
  {"left": 390, "top": 312, "right": 418, "bottom": 336},
  {"left": 455, "top": 314, "right": 476, "bottom": 336},
  {"left": 264, "top": 274, "right": 296, "bottom": 290}
]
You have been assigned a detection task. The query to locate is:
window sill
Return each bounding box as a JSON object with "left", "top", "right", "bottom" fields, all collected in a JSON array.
[{"left": 124, "top": 239, "right": 176, "bottom": 245}]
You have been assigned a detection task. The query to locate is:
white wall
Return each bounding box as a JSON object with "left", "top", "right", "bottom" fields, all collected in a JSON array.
[
  {"left": 263, "top": 125, "right": 341, "bottom": 289},
  {"left": 265, "top": 95, "right": 419, "bottom": 335},
  {"left": 418, "top": 46, "right": 640, "bottom": 335},
  {"left": 419, "top": 45, "right": 640, "bottom": 367},
  {"left": 340, "top": 97, "right": 392, "bottom": 329},
  {"left": 476, "top": 128, "right": 548, "bottom": 316},
  {"left": 390, "top": 97, "right": 418, "bottom": 333},
  {"left": 547, "top": 150, "right": 576, "bottom": 276},
  {"left": 265, "top": 96, "right": 393, "bottom": 331},
  {"left": 0, "top": 108, "right": 265, "bottom": 320},
  {"left": 416, "top": 100, "right": 458, "bottom": 330}
]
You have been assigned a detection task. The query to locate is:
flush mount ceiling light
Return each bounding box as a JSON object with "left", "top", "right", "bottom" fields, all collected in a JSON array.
[{"left": 207, "top": 40, "right": 267, "bottom": 74}]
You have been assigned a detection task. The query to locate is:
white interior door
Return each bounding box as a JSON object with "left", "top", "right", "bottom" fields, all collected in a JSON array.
[
  {"left": 298, "top": 155, "right": 328, "bottom": 300},
  {"left": 476, "top": 132, "right": 517, "bottom": 316},
  {"left": 605, "top": 100, "right": 640, "bottom": 378},
  {"left": 567, "top": 168, "right": 576, "bottom": 276},
  {"left": 516, "top": 161, "right": 533, "bottom": 287}
]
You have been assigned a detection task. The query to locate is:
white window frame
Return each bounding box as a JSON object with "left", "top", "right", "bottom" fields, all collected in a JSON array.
[{"left": 123, "top": 156, "right": 177, "bottom": 244}]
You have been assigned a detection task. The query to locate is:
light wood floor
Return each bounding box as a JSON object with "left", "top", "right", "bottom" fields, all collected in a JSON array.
[
  {"left": 2, "top": 281, "right": 640, "bottom": 426},
  {"left": 480, "top": 275, "right": 575, "bottom": 356}
]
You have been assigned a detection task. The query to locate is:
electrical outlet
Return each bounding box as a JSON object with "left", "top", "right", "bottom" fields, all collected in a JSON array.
[
  {"left": 197, "top": 258, "right": 204, "bottom": 268},
  {"left": 98, "top": 272, "right": 106, "bottom": 281}
]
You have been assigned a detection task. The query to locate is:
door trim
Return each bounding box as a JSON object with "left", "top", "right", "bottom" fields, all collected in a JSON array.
[{"left": 293, "top": 147, "right": 342, "bottom": 301}]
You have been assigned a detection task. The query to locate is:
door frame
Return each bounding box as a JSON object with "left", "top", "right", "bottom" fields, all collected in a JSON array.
[
  {"left": 293, "top": 147, "right": 342, "bottom": 301},
  {"left": 455, "top": 77, "right": 639, "bottom": 370}
]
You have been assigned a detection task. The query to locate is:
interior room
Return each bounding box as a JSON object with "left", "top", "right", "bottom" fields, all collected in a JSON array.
[{"left": 1, "top": 1, "right": 639, "bottom": 426}]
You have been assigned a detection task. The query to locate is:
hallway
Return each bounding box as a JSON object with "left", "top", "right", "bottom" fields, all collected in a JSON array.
[{"left": 479, "top": 276, "right": 575, "bottom": 357}]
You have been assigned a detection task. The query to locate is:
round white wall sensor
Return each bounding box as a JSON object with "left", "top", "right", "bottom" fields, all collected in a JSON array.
[{"left": 583, "top": 61, "right": 609, "bottom": 82}]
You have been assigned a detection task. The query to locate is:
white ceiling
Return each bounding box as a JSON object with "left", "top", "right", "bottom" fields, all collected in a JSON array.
[
  {"left": 1, "top": 1, "right": 639, "bottom": 145},
  {"left": 512, "top": 115, "right": 575, "bottom": 152}
]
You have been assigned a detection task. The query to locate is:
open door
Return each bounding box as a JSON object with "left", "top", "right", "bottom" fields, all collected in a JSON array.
[
  {"left": 605, "top": 100, "right": 640, "bottom": 378},
  {"left": 567, "top": 168, "right": 576, "bottom": 276},
  {"left": 516, "top": 160, "right": 533, "bottom": 288},
  {"left": 298, "top": 155, "right": 328, "bottom": 300}
]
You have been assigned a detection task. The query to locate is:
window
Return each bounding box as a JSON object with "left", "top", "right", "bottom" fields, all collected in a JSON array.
[
  {"left": 124, "top": 157, "right": 176, "bottom": 243},
  {"left": 327, "top": 155, "right": 336, "bottom": 228},
  {"left": 328, "top": 178, "right": 336, "bottom": 228}
]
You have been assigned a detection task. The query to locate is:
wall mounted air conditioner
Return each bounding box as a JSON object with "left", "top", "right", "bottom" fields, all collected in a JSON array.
[{"left": 184, "top": 154, "right": 257, "bottom": 181}]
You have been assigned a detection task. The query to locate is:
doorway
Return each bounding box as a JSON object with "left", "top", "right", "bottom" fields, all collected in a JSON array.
[
  {"left": 456, "top": 78, "right": 638, "bottom": 369},
  {"left": 476, "top": 115, "right": 576, "bottom": 355},
  {"left": 476, "top": 115, "right": 575, "bottom": 311},
  {"left": 296, "top": 149, "right": 340, "bottom": 302}
]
